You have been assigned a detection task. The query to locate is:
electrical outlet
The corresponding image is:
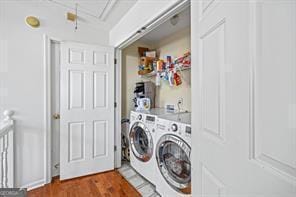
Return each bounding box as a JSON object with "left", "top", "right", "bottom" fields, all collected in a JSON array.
[
  {"left": 178, "top": 98, "right": 183, "bottom": 106},
  {"left": 177, "top": 98, "right": 184, "bottom": 112},
  {"left": 165, "top": 104, "right": 175, "bottom": 112}
]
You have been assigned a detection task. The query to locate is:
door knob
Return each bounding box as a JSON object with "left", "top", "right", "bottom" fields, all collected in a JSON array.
[{"left": 53, "top": 113, "right": 60, "bottom": 120}]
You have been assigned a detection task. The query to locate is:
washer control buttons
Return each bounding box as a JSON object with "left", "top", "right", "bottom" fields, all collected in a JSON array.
[
  {"left": 171, "top": 123, "right": 178, "bottom": 132},
  {"left": 138, "top": 114, "right": 142, "bottom": 120}
]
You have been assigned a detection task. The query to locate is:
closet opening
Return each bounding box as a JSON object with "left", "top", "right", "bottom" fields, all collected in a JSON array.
[{"left": 117, "top": 6, "right": 191, "bottom": 196}]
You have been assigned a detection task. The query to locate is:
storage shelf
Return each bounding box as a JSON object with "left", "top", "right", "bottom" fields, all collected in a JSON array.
[{"left": 138, "top": 66, "right": 191, "bottom": 78}]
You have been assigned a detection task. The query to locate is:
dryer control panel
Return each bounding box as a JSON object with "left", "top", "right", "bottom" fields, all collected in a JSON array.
[
  {"left": 168, "top": 122, "right": 191, "bottom": 139},
  {"left": 146, "top": 115, "right": 155, "bottom": 122},
  {"left": 156, "top": 117, "right": 191, "bottom": 144}
]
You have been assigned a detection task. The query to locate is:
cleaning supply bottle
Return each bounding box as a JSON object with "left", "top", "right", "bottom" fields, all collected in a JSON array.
[
  {"left": 174, "top": 72, "right": 182, "bottom": 86},
  {"left": 156, "top": 72, "right": 161, "bottom": 86},
  {"left": 168, "top": 71, "right": 174, "bottom": 86}
]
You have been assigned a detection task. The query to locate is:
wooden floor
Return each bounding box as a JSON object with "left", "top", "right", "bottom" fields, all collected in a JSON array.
[{"left": 28, "top": 170, "right": 141, "bottom": 197}]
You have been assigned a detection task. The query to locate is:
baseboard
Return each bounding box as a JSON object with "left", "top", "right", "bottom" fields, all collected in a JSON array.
[{"left": 20, "top": 179, "right": 45, "bottom": 191}]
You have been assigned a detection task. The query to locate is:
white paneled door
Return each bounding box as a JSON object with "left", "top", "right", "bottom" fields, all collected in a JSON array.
[
  {"left": 191, "top": 0, "right": 296, "bottom": 196},
  {"left": 60, "top": 42, "right": 114, "bottom": 180}
]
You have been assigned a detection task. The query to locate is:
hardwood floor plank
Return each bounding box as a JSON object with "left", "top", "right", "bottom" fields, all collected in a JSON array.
[{"left": 28, "top": 170, "right": 141, "bottom": 197}]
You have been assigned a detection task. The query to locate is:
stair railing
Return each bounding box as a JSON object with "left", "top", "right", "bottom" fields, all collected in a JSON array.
[{"left": 0, "top": 110, "right": 14, "bottom": 188}]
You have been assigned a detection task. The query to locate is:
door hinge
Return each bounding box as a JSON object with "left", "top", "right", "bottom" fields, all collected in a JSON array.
[
  {"left": 114, "top": 58, "right": 117, "bottom": 64},
  {"left": 114, "top": 102, "right": 117, "bottom": 108},
  {"left": 114, "top": 145, "right": 117, "bottom": 152}
]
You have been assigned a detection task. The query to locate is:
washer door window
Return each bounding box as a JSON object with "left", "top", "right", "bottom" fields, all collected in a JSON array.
[
  {"left": 129, "top": 121, "right": 153, "bottom": 162},
  {"left": 156, "top": 134, "right": 191, "bottom": 194}
]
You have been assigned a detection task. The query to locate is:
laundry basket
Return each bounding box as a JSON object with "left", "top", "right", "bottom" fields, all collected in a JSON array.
[{"left": 121, "top": 118, "right": 130, "bottom": 161}]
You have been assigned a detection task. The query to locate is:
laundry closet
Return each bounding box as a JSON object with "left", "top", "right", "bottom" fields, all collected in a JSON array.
[
  {"left": 121, "top": 8, "right": 191, "bottom": 118},
  {"left": 119, "top": 7, "right": 192, "bottom": 197}
]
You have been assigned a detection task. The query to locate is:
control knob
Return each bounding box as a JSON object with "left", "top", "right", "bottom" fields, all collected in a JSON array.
[
  {"left": 138, "top": 114, "right": 142, "bottom": 120},
  {"left": 171, "top": 123, "right": 178, "bottom": 132}
]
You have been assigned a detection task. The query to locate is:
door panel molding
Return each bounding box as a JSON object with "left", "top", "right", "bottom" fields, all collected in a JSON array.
[
  {"left": 68, "top": 121, "right": 85, "bottom": 162},
  {"left": 93, "top": 51, "right": 108, "bottom": 66},
  {"left": 68, "top": 70, "right": 85, "bottom": 110},
  {"left": 93, "top": 72, "right": 108, "bottom": 109},
  {"left": 202, "top": 0, "right": 216, "bottom": 13},
  {"left": 249, "top": 1, "right": 296, "bottom": 184},
  {"left": 93, "top": 120, "right": 108, "bottom": 158},
  {"left": 200, "top": 18, "right": 226, "bottom": 142},
  {"left": 201, "top": 165, "right": 225, "bottom": 197},
  {"left": 199, "top": 0, "right": 221, "bottom": 21},
  {"left": 69, "top": 48, "right": 85, "bottom": 64}
]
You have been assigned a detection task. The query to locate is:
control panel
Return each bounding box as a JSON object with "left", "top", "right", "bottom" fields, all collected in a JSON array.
[
  {"left": 168, "top": 122, "right": 191, "bottom": 139},
  {"left": 146, "top": 115, "right": 155, "bottom": 122}
]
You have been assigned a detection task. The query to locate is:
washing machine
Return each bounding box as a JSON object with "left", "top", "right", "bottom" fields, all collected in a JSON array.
[
  {"left": 129, "top": 108, "right": 175, "bottom": 185},
  {"left": 155, "top": 112, "right": 191, "bottom": 197}
]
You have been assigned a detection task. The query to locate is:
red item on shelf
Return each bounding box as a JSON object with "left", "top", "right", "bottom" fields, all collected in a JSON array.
[{"left": 174, "top": 72, "right": 182, "bottom": 86}]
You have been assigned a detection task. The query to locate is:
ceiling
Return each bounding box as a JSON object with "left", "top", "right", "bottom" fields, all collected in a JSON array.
[
  {"left": 48, "top": 0, "right": 137, "bottom": 30},
  {"left": 139, "top": 7, "right": 190, "bottom": 45}
]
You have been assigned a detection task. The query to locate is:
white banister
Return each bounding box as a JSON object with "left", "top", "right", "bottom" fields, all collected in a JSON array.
[
  {"left": 3, "top": 110, "right": 14, "bottom": 122},
  {"left": 0, "top": 110, "right": 14, "bottom": 188}
]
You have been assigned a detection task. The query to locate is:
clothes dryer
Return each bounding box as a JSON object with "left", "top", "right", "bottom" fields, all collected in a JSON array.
[{"left": 155, "top": 113, "right": 191, "bottom": 197}]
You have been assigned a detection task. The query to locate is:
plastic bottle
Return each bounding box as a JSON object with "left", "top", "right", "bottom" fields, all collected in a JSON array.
[{"left": 156, "top": 72, "right": 161, "bottom": 86}]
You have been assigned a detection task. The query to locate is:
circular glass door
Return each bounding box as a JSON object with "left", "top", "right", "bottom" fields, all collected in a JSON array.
[
  {"left": 129, "top": 121, "right": 153, "bottom": 162},
  {"left": 156, "top": 134, "right": 191, "bottom": 194}
]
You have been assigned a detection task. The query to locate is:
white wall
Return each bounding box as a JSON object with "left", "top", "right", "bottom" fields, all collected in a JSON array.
[
  {"left": 0, "top": 1, "right": 109, "bottom": 189},
  {"left": 154, "top": 28, "right": 191, "bottom": 111},
  {"left": 110, "top": 0, "right": 180, "bottom": 47},
  {"left": 121, "top": 41, "right": 153, "bottom": 118}
]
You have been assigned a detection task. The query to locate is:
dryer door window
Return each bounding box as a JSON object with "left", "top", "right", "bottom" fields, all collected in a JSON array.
[
  {"left": 156, "top": 134, "right": 191, "bottom": 194},
  {"left": 129, "top": 122, "right": 153, "bottom": 162}
]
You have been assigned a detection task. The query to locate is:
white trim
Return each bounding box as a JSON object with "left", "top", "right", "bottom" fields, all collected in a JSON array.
[
  {"left": 114, "top": 48, "right": 122, "bottom": 168},
  {"left": 21, "top": 179, "right": 45, "bottom": 191},
  {"left": 99, "top": 0, "right": 118, "bottom": 21},
  {"left": 116, "top": 0, "right": 190, "bottom": 49},
  {"left": 43, "top": 35, "right": 61, "bottom": 184},
  {"left": 43, "top": 35, "right": 51, "bottom": 185}
]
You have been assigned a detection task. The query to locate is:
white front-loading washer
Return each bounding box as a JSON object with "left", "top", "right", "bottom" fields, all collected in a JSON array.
[
  {"left": 129, "top": 108, "right": 175, "bottom": 185},
  {"left": 155, "top": 113, "right": 191, "bottom": 197}
]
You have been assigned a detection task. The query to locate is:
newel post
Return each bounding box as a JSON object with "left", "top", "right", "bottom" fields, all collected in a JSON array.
[{"left": 3, "top": 110, "right": 14, "bottom": 122}]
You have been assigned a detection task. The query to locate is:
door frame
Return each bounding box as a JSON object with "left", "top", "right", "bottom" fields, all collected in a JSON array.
[
  {"left": 114, "top": 48, "right": 122, "bottom": 168},
  {"left": 43, "top": 35, "right": 62, "bottom": 184},
  {"left": 114, "top": 0, "right": 190, "bottom": 169}
]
